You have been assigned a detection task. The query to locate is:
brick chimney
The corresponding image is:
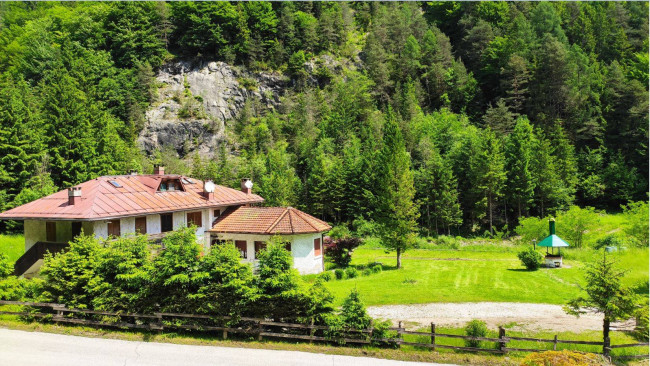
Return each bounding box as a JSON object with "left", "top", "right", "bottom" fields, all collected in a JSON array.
[
  {"left": 68, "top": 186, "right": 82, "bottom": 205},
  {"left": 241, "top": 178, "right": 253, "bottom": 194},
  {"left": 153, "top": 165, "right": 165, "bottom": 175}
]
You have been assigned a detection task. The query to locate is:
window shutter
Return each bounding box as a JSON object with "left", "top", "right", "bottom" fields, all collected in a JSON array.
[
  {"left": 46, "top": 222, "right": 56, "bottom": 242},
  {"left": 235, "top": 240, "right": 247, "bottom": 259},
  {"left": 107, "top": 220, "right": 121, "bottom": 237},
  {"left": 254, "top": 241, "right": 267, "bottom": 258},
  {"left": 135, "top": 217, "right": 147, "bottom": 234},
  {"left": 314, "top": 238, "right": 321, "bottom": 256}
]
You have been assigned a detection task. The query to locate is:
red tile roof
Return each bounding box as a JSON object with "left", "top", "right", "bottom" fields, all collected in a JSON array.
[
  {"left": 0, "top": 175, "right": 264, "bottom": 221},
  {"left": 209, "top": 206, "right": 331, "bottom": 235}
]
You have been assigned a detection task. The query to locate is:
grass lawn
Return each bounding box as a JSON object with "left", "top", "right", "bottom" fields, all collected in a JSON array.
[
  {"left": 318, "top": 244, "right": 649, "bottom": 306},
  {"left": 0, "top": 234, "right": 24, "bottom": 263}
]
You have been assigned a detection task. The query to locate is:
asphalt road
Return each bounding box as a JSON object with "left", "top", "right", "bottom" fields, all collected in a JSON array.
[{"left": 0, "top": 328, "right": 452, "bottom": 366}]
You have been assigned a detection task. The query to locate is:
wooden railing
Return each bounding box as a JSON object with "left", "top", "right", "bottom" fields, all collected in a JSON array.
[
  {"left": 13, "top": 242, "right": 69, "bottom": 277},
  {"left": 0, "top": 300, "right": 647, "bottom": 360}
]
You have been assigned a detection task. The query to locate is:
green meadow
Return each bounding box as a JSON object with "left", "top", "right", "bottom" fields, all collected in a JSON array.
[{"left": 318, "top": 244, "right": 649, "bottom": 306}]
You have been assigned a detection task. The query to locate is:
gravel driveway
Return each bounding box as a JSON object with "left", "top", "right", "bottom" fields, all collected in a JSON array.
[{"left": 367, "top": 302, "right": 634, "bottom": 332}]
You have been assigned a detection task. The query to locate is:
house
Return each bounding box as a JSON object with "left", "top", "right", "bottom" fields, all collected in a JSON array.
[{"left": 0, "top": 166, "right": 331, "bottom": 277}]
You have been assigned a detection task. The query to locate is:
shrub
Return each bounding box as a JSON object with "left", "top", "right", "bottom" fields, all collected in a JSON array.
[
  {"left": 340, "top": 289, "right": 371, "bottom": 330},
  {"left": 371, "top": 319, "right": 398, "bottom": 348},
  {"left": 320, "top": 272, "right": 332, "bottom": 282},
  {"left": 334, "top": 268, "right": 345, "bottom": 280},
  {"left": 371, "top": 264, "right": 383, "bottom": 273},
  {"left": 324, "top": 235, "right": 362, "bottom": 267},
  {"left": 515, "top": 216, "right": 550, "bottom": 244},
  {"left": 520, "top": 350, "right": 601, "bottom": 366},
  {"left": 518, "top": 247, "right": 543, "bottom": 270},
  {"left": 594, "top": 234, "right": 622, "bottom": 250},
  {"left": 362, "top": 268, "right": 372, "bottom": 276},
  {"left": 464, "top": 319, "right": 488, "bottom": 348},
  {"left": 622, "top": 201, "right": 649, "bottom": 247},
  {"left": 345, "top": 267, "right": 358, "bottom": 278}
]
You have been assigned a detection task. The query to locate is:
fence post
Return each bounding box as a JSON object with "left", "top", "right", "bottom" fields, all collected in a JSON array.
[
  {"left": 257, "top": 320, "right": 263, "bottom": 341},
  {"left": 222, "top": 328, "right": 228, "bottom": 340},
  {"left": 309, "top": 317, "right": 315, "bottom": 344},
  {"left": 397, "top": 321, "right": 403, "bottom": 348},
  {"left": 155, "top": 313, "right": 163, "bottom": 331},
  {"left": 603, "top": 336, "right": 611, "bottom": 358},
  {"left": 498, "top": 326, "right": 507, "bottom": 353},
  {"left": 553, "top": 335, "right": 558, "bottom": 351},
  {"left": 53, "top": 305, "right": 63, "bottom": 321},
  {"left": 431, "top": 323, "right": 436, "bottom": 351}
]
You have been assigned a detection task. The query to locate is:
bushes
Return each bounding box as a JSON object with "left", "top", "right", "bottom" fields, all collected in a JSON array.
[
  {"left": 371, "top": 264, "right": 383, "bottom": 273},
  {"left": 35, "top": 230, "right": 332, "bottom": 323},
  {"left": 319, "top": 272, "right": 332, "bottom": 282},
  {"left": 520, "top": 350, "right": 600, "bottom": 366},
  {"left": 518, "top": 247, "right": 543, "bottom": 270},
  {"left": 324, "top": 234, "right": 362, "bottom": 267},
  {"left": 622, "top": 201, "right": 649, "bottom": 247},
  {"left": 345, "top": 267, "right": 358, "bottom": 278},
  {"left": 464, "top": 319, "right": 488, "bottom": 348},
  {"left": 334, "top": 268, "right": 345, "bottom": 280}
]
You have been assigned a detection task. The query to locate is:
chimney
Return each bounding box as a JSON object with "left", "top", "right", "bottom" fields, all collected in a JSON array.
[
  {"left": 68, "top": 186, "right": 82, "bottom": 205},
  {"left": 129, "top": 169, "right": 138, "bottom": 176},
  {"left": 241, "top": 178, "right": 253, "bottom": 194},
  {"left": 153, "top": 165, "right": 165, "bottom": 175},
  {"left": 203, "top": 180, "right": 215, "bottom": 200},
  {"left": 549, "top": 218, "right": 556, "bottom": 235}
]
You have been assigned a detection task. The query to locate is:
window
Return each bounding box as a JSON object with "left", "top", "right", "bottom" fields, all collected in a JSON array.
[
  {"left": 181, "top": 178, "right": 194, "bottom": 184},
  {"left": 254, "top": 241, "right": 267, "bottom": 258},
  {"left": 108, "top": 180, "right": 122, "bottom": 188},
  {"left": 284, "top": 242, "right": 292, "bottom": 253},
  {"left": 46, "top": 222, "right": 56, "bottom": 242},
  {"left": 135, "top": 217, "right": 147, "bottom": 234},
  {"left": 107, "top": 220, "right": 121, "bottom": 237},
  {"left": 158, "top": 179, "right": 184, "bottom": 192},
  {"left": 71, "top": 222, "right": 82, "bottom": 238},
  {"left": 314, "top": 238, "right": 321, "bottom": 256},
  {"left": 235, "top": 240, "right": 247, "bottom": 259},
  {"left": 187, "top": 211, "right": 202, "bottom": 228},
  {"left": 160, "top": 214, "right": 173, "bottom": 232},
  {"left": 213, "top": 209, "right": 220, "bottom": 217}
]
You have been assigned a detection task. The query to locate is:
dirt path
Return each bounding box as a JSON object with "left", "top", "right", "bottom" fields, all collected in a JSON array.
[{"left": 367, "top": 302, "right": 634, "bottom": 332}]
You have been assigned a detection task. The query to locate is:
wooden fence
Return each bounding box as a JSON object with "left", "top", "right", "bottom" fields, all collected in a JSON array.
[{"left": 0, "top": 300, "right": 647, "bottom": 360}]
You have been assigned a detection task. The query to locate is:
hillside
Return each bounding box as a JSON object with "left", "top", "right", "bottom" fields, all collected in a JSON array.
[{"left": 0, "top": 2, "right": 647, "bottom": 236}]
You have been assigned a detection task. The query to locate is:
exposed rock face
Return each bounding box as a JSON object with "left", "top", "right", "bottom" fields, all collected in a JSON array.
[{"left": 139, "top": 60, "right": 286, "bottom": 157}]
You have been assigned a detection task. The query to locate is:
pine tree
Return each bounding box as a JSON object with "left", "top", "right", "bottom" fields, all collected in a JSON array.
[
  {"left": 375, "top": 109, "right": 419, "bottom": 269},
  {"left": 505, "top": 117, "right": 536, "bottom": 220},
  {"left": 500, "top": 54, "right": 530, "bottom": 114},
  {"left": 474, "top": 129, "right": 506, "bottom": 235}
]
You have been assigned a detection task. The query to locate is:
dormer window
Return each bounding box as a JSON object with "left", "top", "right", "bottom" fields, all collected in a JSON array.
[{"left": 157, "top": 179, "right": 185, "bottom": 192}]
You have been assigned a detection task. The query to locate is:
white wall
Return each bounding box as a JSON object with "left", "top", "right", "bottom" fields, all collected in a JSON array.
[
  {"left": 120, "top": 217, "right": 135, "bottom": 235},
  {"left": 146, "top": 214, "right": 161, "bottom": 234},
  {"left": 172, "top": 212, "right": 185, "bottom": 230},
  {"left": 24, "top": 220, "right": 45, "bottom": 251},
  {"left": 211, "top": 232, "right": 324, "bottom": 274}
]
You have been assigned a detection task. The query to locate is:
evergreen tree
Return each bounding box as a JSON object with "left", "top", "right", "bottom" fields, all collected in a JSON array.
[
  {"left": 474, "top": 129, "right": 506, "bottom": 235},
  {"left": 375, "top": 110, "right": 419, "bottom": 269},
  {"left": 505, "top": 117, "right": 536, "bottom": 220}
]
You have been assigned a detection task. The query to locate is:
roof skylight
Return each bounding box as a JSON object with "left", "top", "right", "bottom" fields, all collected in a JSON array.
[{"left": 108, "top": 180, "right": 122, "bottom": 188}]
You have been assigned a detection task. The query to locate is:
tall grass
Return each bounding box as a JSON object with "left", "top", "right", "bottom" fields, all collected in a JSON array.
[{"left": 0, "top": 234, "right": 24, "bottom": 263}]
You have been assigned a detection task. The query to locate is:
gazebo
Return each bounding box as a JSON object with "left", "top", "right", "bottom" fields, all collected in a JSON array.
[{"left": 537, "top": 218, "right": 569, "bottom": 268}]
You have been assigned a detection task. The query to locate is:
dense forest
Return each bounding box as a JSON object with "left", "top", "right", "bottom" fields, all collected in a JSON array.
[{"left": 0, "top": 2, "right": 647, "bottom": 236}]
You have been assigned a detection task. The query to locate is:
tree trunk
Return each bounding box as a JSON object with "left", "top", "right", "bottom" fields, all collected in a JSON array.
[
  {"left": 396, "top": 247, "right": 402, "bottom": 269},
  {"left": 603, "top": 317, "right": 611, "bottom": 357},
  {"left": 488, "top": 193, "right": 493, "bottom": 235}
]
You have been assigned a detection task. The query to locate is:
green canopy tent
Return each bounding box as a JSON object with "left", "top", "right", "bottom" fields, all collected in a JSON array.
[{"left": 538, "top": 218, "right": 569, "bottom": 258}]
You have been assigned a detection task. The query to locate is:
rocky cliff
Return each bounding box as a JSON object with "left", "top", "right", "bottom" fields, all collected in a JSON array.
[{"left": 138, "top": 60, "right": 287, "bottom": 157}]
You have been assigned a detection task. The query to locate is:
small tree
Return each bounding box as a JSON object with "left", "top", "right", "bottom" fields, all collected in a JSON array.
[
  {"left": 324, "top": 235, "right": 362, "bottom": 267},
  {"left": 340, "top": 289, "right": 372, "bottom": 331},
  {"left": 518, "top": 247, "right": 543, "bottom": 270},
  {"left": 565, "top": 252, "right": 639, "bottom": 352},
  {"left": 255, "top": 237, "right": 311, "bottom": 321},
  {"left": 194, "top": 242, "right": 257, "bottom": 322},
  {"left": 464, "top": 319, "right": 488, "bottom": 347},
  {"left": 41, "top": 235, "right": 101, "bottom": 309}
]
